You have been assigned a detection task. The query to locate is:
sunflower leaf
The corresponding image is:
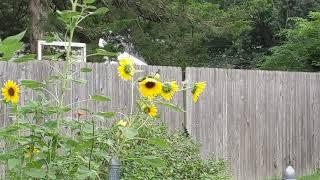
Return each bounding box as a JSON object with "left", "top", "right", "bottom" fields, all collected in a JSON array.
[
  {"left": 8, "top": 158, "right": 20, "bottom": 170},
  {"left": 90, "top": 95, "right": 111, "bottom": 102},
  {"left": 20, "top": 80, "right": 45, "bottom": 90},
  {"left": 92, "top": 7, "right": 109, "bottom": 15},
  {"left": 0, "top": 31, "right": 26, "bottom": 61},
  {"left": 95, "top": 111, "right": 115, "bottom": 119},
  {"left": 80, "top": 67, "right": 92, "bottom": 73},
  {"left": 149, "top": 137, "right": 169, "bottom": 149},
  {"left": 156, "top": 100, "right": 185, "bottom": 112},
  {"left": 141, "top": 156, "right": 166, "bottom": 168},
  {"left": 119, "top": 127, "right": 138, "bottom": 139},
  {"left": 83, "top": 0, "right": 95, "bottom": 4},
  {"left": 72, "top": 79, "right": 87, "bottom": 84}
]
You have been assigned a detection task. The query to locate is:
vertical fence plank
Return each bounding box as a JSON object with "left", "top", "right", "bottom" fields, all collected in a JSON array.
[{"left": 186, "top": 67, "right": 320, "bottom": 180}]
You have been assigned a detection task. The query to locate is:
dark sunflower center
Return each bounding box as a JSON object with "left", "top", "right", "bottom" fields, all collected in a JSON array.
[
  {"left": 162, "top": 83, "right": 172, "bottom": 93},
  {"left": 144, "top": 107, "right": 150, "bottom": 113},
  {"left": 191, "top": 85, "right": 197, "bottom": 94},
  {"left": 145, "top": 81, "right": 156, "bottom": 89},
  {"left": 124, "top": 65, "right": 132, "bottom": 74},
  {"left": 8, "top": 88, "right": 15, "bottom": 96}
]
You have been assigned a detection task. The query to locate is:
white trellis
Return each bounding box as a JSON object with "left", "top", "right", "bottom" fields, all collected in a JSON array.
[{"left": 37, "top": 40, "right": 87, "bottom": 62}]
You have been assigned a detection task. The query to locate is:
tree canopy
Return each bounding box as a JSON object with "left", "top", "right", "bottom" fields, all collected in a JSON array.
[{"left": 1, "top": 0, "right": 320, "bottom": 71}]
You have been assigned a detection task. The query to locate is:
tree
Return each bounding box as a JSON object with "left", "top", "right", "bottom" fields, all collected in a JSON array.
[
  {"left": 29, "top": 0, "right": 50, "bottom": 53},
  {"left": 0, "top": 0, "right": 29, "bottom": 38},
  {"left": 259, "top": 12, "right": 320, "bottom": 71}
]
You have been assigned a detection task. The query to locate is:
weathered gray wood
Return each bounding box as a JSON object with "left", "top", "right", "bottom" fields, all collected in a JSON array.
[
  {"left": 0, "top": 61, "right": 184, "bottom": 177},
  {"left": 1, "top": 62, "right": 320, "bottom": 180},
  {"left": 186, "top": 68, "right": 320, "bottom": 180}
]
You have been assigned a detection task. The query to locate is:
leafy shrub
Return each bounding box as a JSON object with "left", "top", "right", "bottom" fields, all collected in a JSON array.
[{"left": 119, "top": 122, "right": 230, "bottom": 179}]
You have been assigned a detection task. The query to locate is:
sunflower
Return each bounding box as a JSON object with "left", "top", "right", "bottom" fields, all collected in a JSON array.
[
  {"left": 116, "top": 120, "right": 129, "bottom": 127},
  {"left": 2, "top": 80, "right": 19, "bottom": 104},
  {"left": 139, "top": 78, "right": 162, "bottom": 99},
  {"left": 24, "top": 145, "right": 40, "bottom": 158},
  {"left": 191, "top": 82, "right": 206, "bottom": 103},
  {"left": 144, "top": 104, "right": 158, "bottom": 117},
  {"left": 117, "top": 58, "right": 135, "bottom": 80},
  {"left": 161, "top": 81, "right": 179, "bottom": 101}
]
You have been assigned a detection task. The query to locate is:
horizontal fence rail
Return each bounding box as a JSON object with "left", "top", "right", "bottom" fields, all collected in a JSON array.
[
  {"left": 0, "top": 62, "right": 184, "bottom": 178},
  {"left": 1, "top": 62, "right": 320, "bottom": 179},
  {"left": 186, "top": 67, "right": 320, "bottom": 180}
]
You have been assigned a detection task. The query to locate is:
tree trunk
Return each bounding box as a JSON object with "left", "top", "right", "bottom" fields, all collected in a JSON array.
[{"left": 29, "top": 0, "right": 49, "bottom": 53}]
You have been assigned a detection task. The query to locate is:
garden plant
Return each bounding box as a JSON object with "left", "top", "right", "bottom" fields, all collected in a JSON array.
[{"left": 0, "top": 0, "right": 230, "bottom": 179}]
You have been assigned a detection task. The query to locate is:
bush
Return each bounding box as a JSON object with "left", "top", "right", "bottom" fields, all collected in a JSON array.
[{"left": 118, "top": 122, "right": 230, "bottom": 179}]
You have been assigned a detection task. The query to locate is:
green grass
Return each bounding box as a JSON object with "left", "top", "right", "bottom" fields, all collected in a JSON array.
[
  {"left": 266, "top": 171, "right": 320, "bottom": 180},
  {"left": 298, "top": 174, "right": 320, "bottom": 180}
]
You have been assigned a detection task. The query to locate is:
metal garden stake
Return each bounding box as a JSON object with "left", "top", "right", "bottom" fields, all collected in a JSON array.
[
  {"left": 108, "top": 156, "right": 121, "bottom": 180},
  {"left": 283, "top": 166, "right": 296, "bottom": 180}
]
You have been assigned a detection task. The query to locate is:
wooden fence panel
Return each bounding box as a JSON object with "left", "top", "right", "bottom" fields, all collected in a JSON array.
[
  {"left": 186, "top": 67, "right": 320, "bottom": 180},
  {"left": 0, "top": 61, "right": 184, "bottom": 178},
  {"left": 1, "top": 62, "right": 320, "bottom": 179}
]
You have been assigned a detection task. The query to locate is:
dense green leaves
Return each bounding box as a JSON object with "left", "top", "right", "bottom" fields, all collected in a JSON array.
[
  {"left": 260, "top": 12, "right": 320, "bottom": 71},
  {"left": 12, "top": 54, "right": 36, "bottom": 63},
  {"left": 90, "top": 95, "right": 111, "bottom": 102},
  {"left": 0, "top": 31, "right": 25, "bottom": 61},
  {"left": 8, "top": 159, "right": 20, "bottom": 170},
  {"left": 20, "top": 79, "right": 45, "bottom": 90}
]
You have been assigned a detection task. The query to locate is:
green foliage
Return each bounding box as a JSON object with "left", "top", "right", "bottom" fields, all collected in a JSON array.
[
  {"left": 298, "top": 170, "right": 320, "bottom": 180},
  {"left": 259, "top": 12, "right": 320, "bottom": 71},
  {"left": 0, "top": 31, "right": 26, "bottom": 61},
  {"left": 0, "top": 2, "right": 222, "bottom": 179},
  {"left": 119, "top": 122, "right": 230, "bottom": 179}
]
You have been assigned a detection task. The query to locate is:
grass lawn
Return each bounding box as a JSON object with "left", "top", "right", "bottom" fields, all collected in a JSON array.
[
  {"left": 267, "top": 171, "right": 320, "bottom": 180},
  {"left": 298, "top": 174, "right": 320, "bottom": 180}
]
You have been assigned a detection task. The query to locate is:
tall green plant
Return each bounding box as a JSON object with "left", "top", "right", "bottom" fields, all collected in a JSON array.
[{"left": 0, "top": 1, "right": 210, "bottom": 180}]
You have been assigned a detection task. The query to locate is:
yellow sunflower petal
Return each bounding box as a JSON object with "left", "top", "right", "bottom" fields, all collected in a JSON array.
[
  {"left": 117, "top": 58, "right": 135, "bottom": 81},
  {"left": 2, "top": 80, "right": 19, "bottom": 104},
  {"left": 144, "top": 104, "right": 158, "bottom": 117},
  {"left": 192, "top": 82, "right": 206, "bottom": 103},
  {"left": 116, "top": 120, "right": 129, "bottom": 127},
  {"left": 139, "top": 78, "right": 162, "bottom": 99},
  {"left": 161, "top": 81, "right": 179, "bottom": 101}
]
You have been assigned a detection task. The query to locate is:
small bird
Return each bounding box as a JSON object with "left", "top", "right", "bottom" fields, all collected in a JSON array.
[{"left": 153, "top": 69, "right": 161, "bottom": 80}]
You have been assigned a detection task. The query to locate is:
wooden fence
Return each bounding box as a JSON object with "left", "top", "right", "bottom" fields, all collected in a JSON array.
[
  {"left": 186, "top": 67, "right": 320, "bottom": 180},
  {"left": 1, "top": 62, "right": 320, "bottom": 179}
]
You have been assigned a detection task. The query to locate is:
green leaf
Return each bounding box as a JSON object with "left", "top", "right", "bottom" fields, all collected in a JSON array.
[
  {"left": 80, "top": 67, "right": 92, "bottom": 73},
  {"left": 43, "top": 120, "right": 58, "bottom": 130},
  {"left": 8, "top": 158, "right": 20, "bottom": 170},
  {"left": 90, "top": 95, "right": 111, "bottom": 102},
  {"left": 92, "top": 7, "right": 109, "bottom": 15},
  {"left": 87, "top": 5, "right": 97, "bottom": 10},
  {"left": 142, "top": 156, "right": 166, "bottom": 168},
  {"left": 84, "top": 0, "right": 96, "bottom": 4},
  {"left": 20, "top": 80, "right": 45, "bottom": 90},
  {"left": 95, "top": 111, "right": 115, "bottom": 118},
  {"left": 72, "top": 79, "right": 87, "bottom": 84},
  {"left": 95, "top": 49, "right": 118, "bottom": 57},
  {"left": 76, "top": 167, "right": 96, "bottom": 180},
  {"left": 13, "top": 54, "right": 36, "bottom": 63},
  {"left": 156, "top": 100, "right": 185, "bottom": 112},
  {"left": 25, "top": 168, "right": 46, "bottom": 178},
  {"left": 149, "top": 137, "right": 169, "bottom": 149},
  {"left": 0, "top": 31, "right": 26, "bottom": 61},
  {"left": 43, "top": 35, "right": 55, "bottom": 43},
  {"left": 120, "top": 127, "right": 138, "bottom": 139},
  {"left": 57, "top": 10, "right": 81, "bottom": 23}
]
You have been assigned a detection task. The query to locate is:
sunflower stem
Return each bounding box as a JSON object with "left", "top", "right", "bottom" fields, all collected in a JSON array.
[{"left": 130, "top": 78, "right": 134, "bottom": 119}]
